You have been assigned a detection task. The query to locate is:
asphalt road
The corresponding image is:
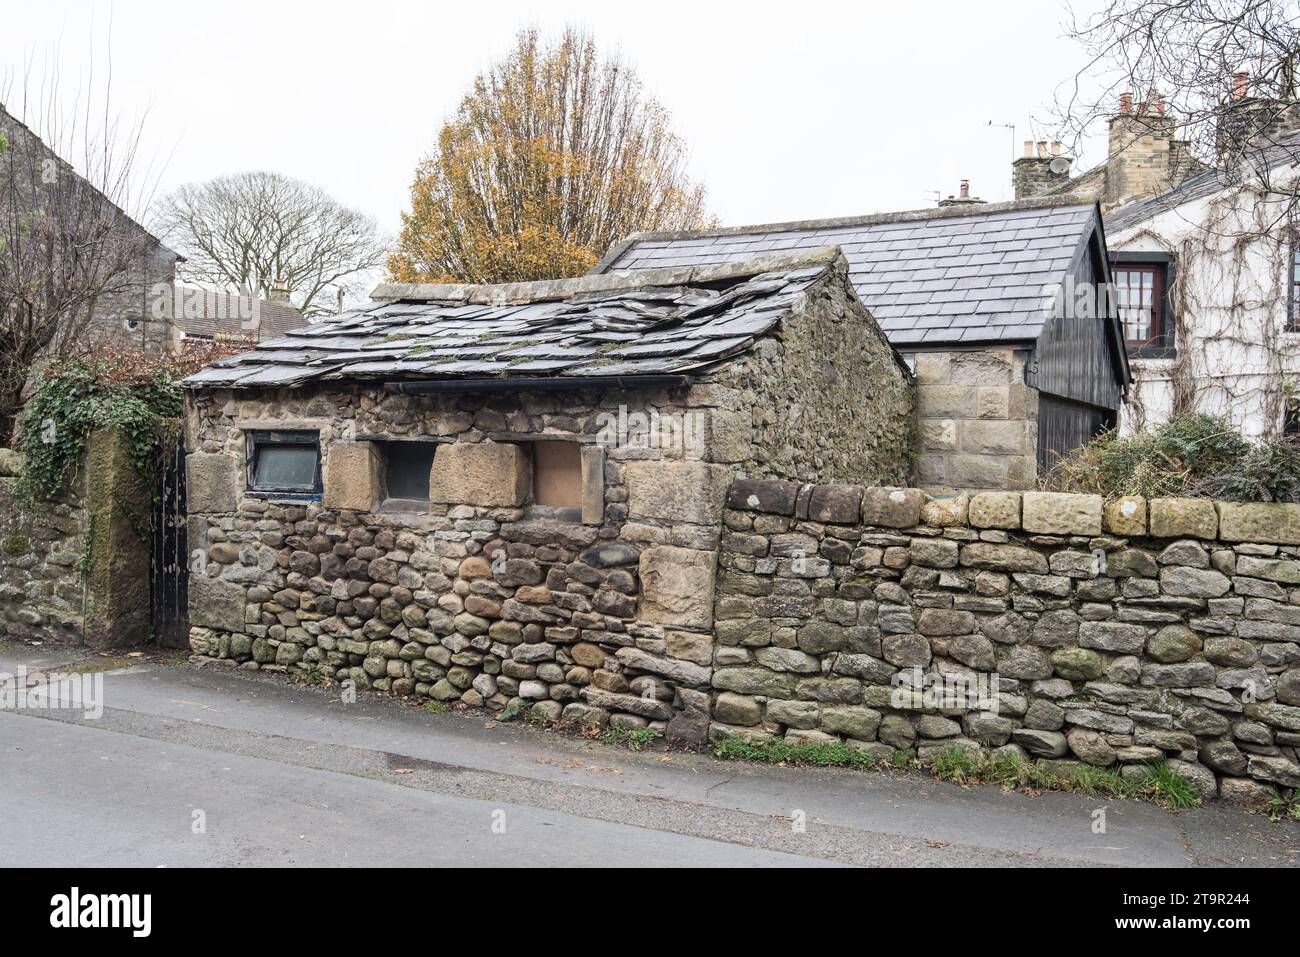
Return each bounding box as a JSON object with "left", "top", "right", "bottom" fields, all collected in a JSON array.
[{"left": 1, "top": 644, "right": 1296, "bottom": 867}]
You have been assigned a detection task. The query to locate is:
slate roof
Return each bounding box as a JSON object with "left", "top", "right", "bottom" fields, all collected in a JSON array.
[
  {"left": 182, "top": 248, "right": 842, "bottom": 390},
  {"left": 593, "top": 196, "right": 1103, "bottom": 348},
  {"left": 1105, "top": 132, "right": 1300, "bottom": 233},
  {"left": 173, "top": 287, "right": 308, "bottom": 342}
]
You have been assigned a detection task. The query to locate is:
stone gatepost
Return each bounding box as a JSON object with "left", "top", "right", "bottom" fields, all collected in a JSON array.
[{"left": 82, "top": 428, "right": 155, "bottom": 647}]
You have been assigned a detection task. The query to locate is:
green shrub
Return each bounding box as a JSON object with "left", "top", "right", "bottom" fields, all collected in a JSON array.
[{"left": 1043, "top": 413, "right": 1300, "bottom": 503}]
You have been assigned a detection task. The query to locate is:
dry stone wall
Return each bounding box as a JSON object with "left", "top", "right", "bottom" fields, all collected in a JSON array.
[{"left": 713, "top": 480, "right": 1300, "bottom": 805}]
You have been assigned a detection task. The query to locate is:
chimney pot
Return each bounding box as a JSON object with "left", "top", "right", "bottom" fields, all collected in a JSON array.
[
  {"left": 1036, "top": 140, "right": 1048, "bottom": 158},
  {"left": 1022, "top": 139, "right": 1034, "bottom": 158},
  {"left": 1119, "top": 91, "right": 1133, "bottom": 114},
  {"left": 959, "top": 179, "right": 970, "bottom": 198},
  {"left": 1050, "top": 141, "right": 1062, "bottom": 156},
  {"left": 1232, "top": 70, "right": 1249, "bottom": 100}
]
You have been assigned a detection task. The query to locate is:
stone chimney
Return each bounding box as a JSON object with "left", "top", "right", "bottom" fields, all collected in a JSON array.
[
  {"left": 1215, "top": 69, "right": 1300, "bottom": 166},
  {"left": 268, "top": 278, "right": 292, "bottom": 303},
  {"left": 1012, "top": 140, "right": 1072, "bottom": 199},
  {"left": 938, "top": 179, "right": 988, "bottom": 207},
  {"left": 1103, "top": 90, "right": 1183, "bottom": 208}
]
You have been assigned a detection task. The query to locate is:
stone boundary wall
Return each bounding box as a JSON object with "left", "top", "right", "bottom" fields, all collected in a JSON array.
[{"left": 713, "top": 481, "right": 1300, "bottom": 806}]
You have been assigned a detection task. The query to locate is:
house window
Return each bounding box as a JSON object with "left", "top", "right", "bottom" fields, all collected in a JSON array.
[
  {"left": 247, "top": 430, "right": 321, "bottom": 495},
  {"left": 1289, "top": 242, "right": 1300, "bottom": 332},
  {"left": 1113, "top": 264, "right": 1164, "bottom": 349},
  {"left": 381, "top": 441, "right": 439, "bottom": 502},
  {"left": 532, "top": 441, "right": 583, "bottom": 509}
]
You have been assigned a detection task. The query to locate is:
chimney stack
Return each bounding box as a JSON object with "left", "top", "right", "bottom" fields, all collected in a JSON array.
[
  {"left": 1104, "top": 89, "right": 1180, "bottom": 208},
  {"left": 938, "top": 179, "right": 987, "bottom": 207},
  {"left": 1217, "top": 67, "right": 1300, "bottom": 164},
  {"left": 1012, "top": 140, "right": 1073, "bottom": 199},
  {"left": 269, "top": 278, "right": 292, "bottom": 303},
  {"left": 1232, "top": 71, "right": 1249, "bottom": 101}
]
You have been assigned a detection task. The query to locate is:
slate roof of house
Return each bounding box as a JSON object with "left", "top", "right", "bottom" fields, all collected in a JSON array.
[
  {"left": 173, "top": 287, "right": 309, "bottom": 342},
  {"left": 182, "top": 248, "right": 844, "bottom": 390},
  {"left": 1105, "top": 133, "right": 1300, "bottom": 233},
  {"left": 592, "top": 196, "right": 1102, "bottom": 348}
]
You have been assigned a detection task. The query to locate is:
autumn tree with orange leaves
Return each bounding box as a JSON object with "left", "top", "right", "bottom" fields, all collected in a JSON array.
[{"left": 388, "top": 28, "right": 712, "bottom": 285}]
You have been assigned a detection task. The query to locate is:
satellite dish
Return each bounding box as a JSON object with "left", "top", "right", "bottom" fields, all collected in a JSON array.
[{"left": 1048, "top": 157, "right": 1072, "bottom": 175}]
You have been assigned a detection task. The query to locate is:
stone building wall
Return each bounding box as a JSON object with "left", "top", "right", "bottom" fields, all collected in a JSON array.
[
  {"left": 911, "top": 348, "right": 1039, "bottom": 491},
  {"left": 184, "top": 380, "right": 746, "bottom": 742},
  {"left": 713, "top": 480, "right": 1300, "bottom": 804},
  {"left": 709, "top": 263, "right": 914, "bottom": 486}
]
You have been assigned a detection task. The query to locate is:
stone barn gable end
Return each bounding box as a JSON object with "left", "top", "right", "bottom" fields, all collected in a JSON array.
[
  {"left": 593, "top": 196, "right": 1131, "bottom": 490},
  {"left": 179, "top": 247, "right": 912, "bottom": 740}
]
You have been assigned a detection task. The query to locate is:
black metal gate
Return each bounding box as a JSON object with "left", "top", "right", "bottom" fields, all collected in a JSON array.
[{"left": 151, "top": 436, "right": 190, "bottom": 648}]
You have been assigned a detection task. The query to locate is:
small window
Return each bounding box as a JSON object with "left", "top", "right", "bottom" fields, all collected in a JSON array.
[
  {"left": 1114, "top": 264, "right": 1164, "bottom": 349},
  {"left": 532, "top": 441, "right": 582, "bottom": 509},
  {"left": 247, "top": 430, "right": 321, "bottom": 495},
  {"left": 382, "top": 441, "right": 439, "bottom": 501}
]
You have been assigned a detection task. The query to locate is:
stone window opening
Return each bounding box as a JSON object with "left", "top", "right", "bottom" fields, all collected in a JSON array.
[
  {"left": 379, "top": 440, "right": 440, "bottom": 507},
  {"left": 246, "top": 430, "right": 322, "bottom": 498},
  {"left": 530, "top": 440, "right": 583, "bottom": 511}
]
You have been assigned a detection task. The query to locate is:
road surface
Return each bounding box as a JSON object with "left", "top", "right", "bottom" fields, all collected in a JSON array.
[{"left": 1, "top": 643, "right": 1295, "bottom": 867}]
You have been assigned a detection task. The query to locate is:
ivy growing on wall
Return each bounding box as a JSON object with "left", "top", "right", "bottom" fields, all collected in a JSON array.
[{"left": 12, "top": 356, "right": 185, "bottom": 507}]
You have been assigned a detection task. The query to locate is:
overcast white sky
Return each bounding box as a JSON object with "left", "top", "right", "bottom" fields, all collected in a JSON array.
[{"left": 2, "top": 0, "right": 1110, "bottom": 242}]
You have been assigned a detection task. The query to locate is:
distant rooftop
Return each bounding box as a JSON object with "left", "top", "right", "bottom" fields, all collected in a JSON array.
[
  {"left": 593, "top": 195, "right": 1102, "bottom": 348},
  {"left": 183, "top": 248, "right": 843, "bottom": 390},
  {"left": 172, "top": 286, "right": 308, "bottom": 342},
  {"left": 1105, "top": 132, "right": 1300, "bottom": 233}
]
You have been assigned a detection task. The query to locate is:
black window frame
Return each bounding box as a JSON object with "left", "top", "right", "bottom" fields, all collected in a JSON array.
[
  {"left": 1110, "top": 252, "right": 1176, "bottom": 358},
  {"left": 246, "top": 429, "right": 322, "bottom": 499}
]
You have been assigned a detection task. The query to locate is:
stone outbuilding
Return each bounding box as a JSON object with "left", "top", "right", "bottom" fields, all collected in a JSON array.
[
  {"left": 180, "top": 247, "right": 913, "bottom": 740},
  {"left": 594, "top": 195, "right": 1131, "bottom": 489}
]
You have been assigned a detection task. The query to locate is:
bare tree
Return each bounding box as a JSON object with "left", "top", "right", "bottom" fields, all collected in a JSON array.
[
  {"left": 155, "top": 172, "right": 388, "bottom": 318},
  {"left": 1051, "top": 0, "right": 1300, "bottom": 214},
  {"left": 0, "top": 69, "right": 161, "bottom": 445}
]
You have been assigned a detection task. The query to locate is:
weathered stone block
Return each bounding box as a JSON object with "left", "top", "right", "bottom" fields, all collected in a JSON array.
[
  {"left": 190, "top": 574, "right": 246, "bottom": 632},
  {"left": 861, "top": 487, "right": 921, "bottom": 528},
  {"left": 969, "top": 491, "right": 1021, "bottom": 529},
  {"left": 961, "top": 419, "right": 1028, "bottom": 455},
  {"left": 919, "top": 492, "right": 968, "bottom": 527},
  {"left": 1149, "top": 497, "right": 1217, "bottom": 540},
  {"left": 323, "top": 442, "right": 381, "bottom": 511},
  {"left": 726, "top": 479, "right": 799, "bottom": 515},
  {"left": 1217, "top": 502, "right": 1300, "bottom": 545},
  {"left": 580, "top": 446, "right": 605, "bottom": 525},
  {"left": 1022, "top": 491, "right": 1102, "bottom": 536},
  {"left": 638, "top": 545, "right": 717, "bottom": 630},
  {"left": 428, "top": 442, "right": 530, "bottom": 508},
  {"left": 1103, "top": 496, "right": 1147, "bottom": 536},
  {"left": 807, "top": 484, "right": 863, "bottom": 524},
  {"left": 626, "top": 460, "right": 731, "bottom": 525},
  {"left": 187, "top": 452, "right": 240, "bottom": 514}
]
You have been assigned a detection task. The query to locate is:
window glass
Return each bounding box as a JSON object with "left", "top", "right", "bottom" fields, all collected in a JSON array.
[
  {"left": 384, "top": 442, "right": 438, "bottom": 500},
  {"left": 1113, "top": 265, "right": 1161, "bottom": 347},
  {"left": 255, "top": 445, "right": 318, "bottom": 490},
  {"left": 1291, "top": 243, "right": 1300, "bottom": 330},
  {"left": 248, "top": 431, "right": 321, "bottom": 494}
]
